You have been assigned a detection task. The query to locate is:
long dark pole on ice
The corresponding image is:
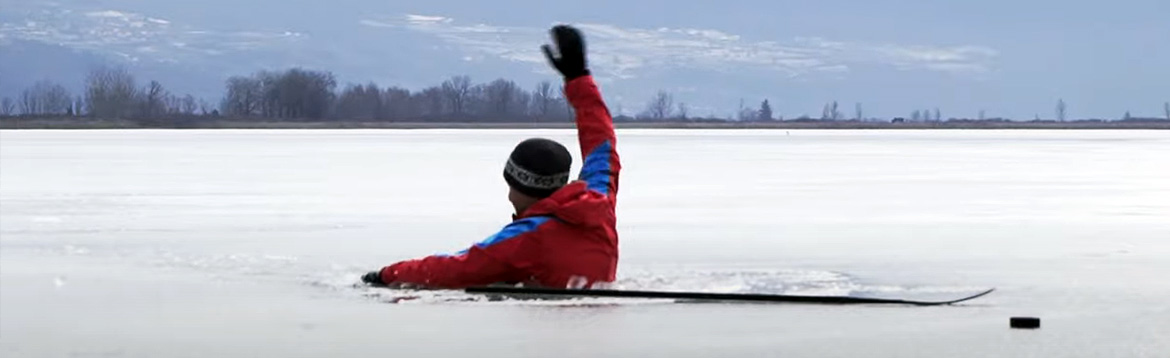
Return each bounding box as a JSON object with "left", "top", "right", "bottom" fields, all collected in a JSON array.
[{"left": 464, "top": 286, "right": 995, "bottom": 306}]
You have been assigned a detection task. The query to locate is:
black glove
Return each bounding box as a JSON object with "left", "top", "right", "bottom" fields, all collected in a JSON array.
[
  {"left": 541, "top": 25, "right": 590, "bottom": 81},
  {"left": 361, "top": 270, "right": 386, "bottom": 287}
]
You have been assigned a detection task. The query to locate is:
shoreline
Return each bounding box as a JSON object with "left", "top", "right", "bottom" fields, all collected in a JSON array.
[{"left": 1, "top": 118, "right": 1168, "bottom": 130}]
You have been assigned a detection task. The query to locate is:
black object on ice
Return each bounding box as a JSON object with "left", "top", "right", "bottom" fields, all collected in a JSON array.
[
  {"left": 463, "top": 286, "right": 996, "bottom": 306},
  {"left": 361, "top": 271, "right": 385, "bottom": 286},
  {"left": 1010, "top": 317, "right": 1041, "bottom": 329}
]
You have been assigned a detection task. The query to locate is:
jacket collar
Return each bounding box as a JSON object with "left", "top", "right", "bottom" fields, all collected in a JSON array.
[{"left": 514, "top": 180, "right": 589, "bottom": 221}]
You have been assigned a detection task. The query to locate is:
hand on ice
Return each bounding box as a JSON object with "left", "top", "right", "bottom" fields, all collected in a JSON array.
[{"left": 361, "top": 270, "right": 386, "bottom": 287}]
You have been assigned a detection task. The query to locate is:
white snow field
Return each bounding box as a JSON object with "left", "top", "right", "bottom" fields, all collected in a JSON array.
[{"left": 2, "top": 129, "right": 1168, "bottom": 357}]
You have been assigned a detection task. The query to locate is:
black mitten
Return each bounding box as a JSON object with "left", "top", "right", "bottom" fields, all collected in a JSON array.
[
  {"left": 541, "top": 25, "right": 590, "bottom": 81},
  {"left": 361, "top": 270, "right": 386, "bottom": 286}
]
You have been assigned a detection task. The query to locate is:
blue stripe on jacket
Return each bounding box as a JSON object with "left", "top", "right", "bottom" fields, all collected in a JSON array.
[
  {"left": 438, "top": 216, "right": 553, "bottom": 257},
  {"left": 580, "top": 140, "right": 613, "bottom": 195}
]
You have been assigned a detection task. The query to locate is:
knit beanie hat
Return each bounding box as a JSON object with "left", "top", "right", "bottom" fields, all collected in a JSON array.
[{"left": 504, "top": 138, "right": 572, "bottom": 198}]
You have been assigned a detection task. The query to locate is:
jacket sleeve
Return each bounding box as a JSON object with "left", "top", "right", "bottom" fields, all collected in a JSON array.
[
  {"left": 566, "top": 75, "right": 620, "bottom": 200},
  {"left": 378, "top": 217, "right": 553, "bottom": 289}
]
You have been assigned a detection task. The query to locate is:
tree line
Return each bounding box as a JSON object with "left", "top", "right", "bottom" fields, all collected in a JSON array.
[
  {"left": 219, "top": 70, "right": 584, "bottom": 123},
  {"left": 2, "top": 65, "right": 1168, "bottom": 123},
  {"left": 0, "top": 65, "right": 577, "bottom": 123},
  {"left": 1, "top": 66, "right": 213, "bottom": 124}
]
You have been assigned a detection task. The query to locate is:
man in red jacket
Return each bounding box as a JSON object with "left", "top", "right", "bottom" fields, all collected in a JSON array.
[{"left": 361, "top": 24, "right": 620, "bottom": 290}]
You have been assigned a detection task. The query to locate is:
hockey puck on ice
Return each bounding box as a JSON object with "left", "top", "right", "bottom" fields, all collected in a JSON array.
[{"left": 1010, "top": 317, "right": 1040, "bottom": 329}]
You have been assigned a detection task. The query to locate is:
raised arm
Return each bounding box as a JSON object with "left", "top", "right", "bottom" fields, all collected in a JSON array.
[
  {"left": 543, "top": 25, "right": 620, "bottom": 199},
  {"left": 567, "top": 76, "right": 620, "bottom": 198}
]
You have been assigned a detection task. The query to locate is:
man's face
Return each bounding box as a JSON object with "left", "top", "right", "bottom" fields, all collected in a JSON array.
[
  {"left": 507, "top": 186, "right": 541, "bottom": 216},
  {"left": 507, "top": 187, "right": 521, "bottom": 209},
  {"left": 507, "top": 187, "right": 527, "bottom": 214}
]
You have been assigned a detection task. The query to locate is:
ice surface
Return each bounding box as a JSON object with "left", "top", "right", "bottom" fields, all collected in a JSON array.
[{"left": 2, "top": 129, "right": 1169, "bottom": 357}]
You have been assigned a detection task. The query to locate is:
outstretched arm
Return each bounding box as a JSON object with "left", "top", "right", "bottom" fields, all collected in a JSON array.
[{"left": 368, "top": 217, "right": 552, "bottom": 289}]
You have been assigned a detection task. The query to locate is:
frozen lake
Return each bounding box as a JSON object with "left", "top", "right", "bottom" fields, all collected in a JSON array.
[{"left": 2, "top": 129, "right": 1168, "bottom": 357}]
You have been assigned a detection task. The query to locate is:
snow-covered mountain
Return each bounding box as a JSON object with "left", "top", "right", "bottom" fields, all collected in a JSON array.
[{"left": 2, "top": 0, "right": 1165, "bottom": 119}]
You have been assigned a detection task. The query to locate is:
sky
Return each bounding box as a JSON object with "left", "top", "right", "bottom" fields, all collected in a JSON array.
[
  {"left": 379, "top": 0, "right": 1170, "bottom": 119},
  {"left": 1, "top": 0, "right": 1168, "bottom": 119}
]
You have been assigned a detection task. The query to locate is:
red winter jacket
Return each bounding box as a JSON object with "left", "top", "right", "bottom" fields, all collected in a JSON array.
[{"left": 378, "top": 75, "right": 620, "bottom": 289}]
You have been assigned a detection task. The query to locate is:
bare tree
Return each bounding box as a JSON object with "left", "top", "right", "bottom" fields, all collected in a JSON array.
[
  {"left": 19, "top": 80, "right": 72, "bottom": 115},
  {"left": 417, "top": 86, "right": 445, "bottom": 117},
  {"left": 47, "top": 84, "right": 72, "bottom": 115},
  {"left": 86, "top": 65, "right": 139, "bottom": 118},
  {"left": 759, "top": 99, "right": 773, "bottom": 121},
  {"left": 933, "top": 108, "right": 941, "bottom": 122},
  {"left": 334, "top": 84, "right": 363, "bottom": 119},
  {"left": 140, "top": 80, "right": 169, "bottom": 118},
  {"left": 365, "top": 83, "right": 384, "bottom": 119},
  {"left": 554, "top": 88, "right": 572, "bottom": 121},
  {"left": 643, "top": 90, "right": 673, "bottom": 120},
  {"left": 1164, "top": 102, "right": 1168, "bottom": 121},
  {"left": 334, "top": 82, "right": 383, "bottom": 120},
  {"left": 382, "top": 86, "right": 413, "bottom": 120},
  {"left": 1123, "top": 111, "right": 1131, "bottom": 121},
  {"left": 514, "top": 86, "right": 531, "bottom": 119},
  {"left": 19, "top": 89, "right": 37, "bottom": 115},
  {"left": 222, "top": 76, "right": 262, "bottom": 116},
  {"left": 676, "top": 102, "right": 688, "bottom": 120},
  {"left": 530, "top": 81, "right": 555, "bottom": 120},
  {"left": 978, "top": 109, "right": 986, "bottom": 120},
  {"left": 254, "top": 70, "right": 280, "bottom": 117},
  {"left": 483, "top": 78, "right": 525, "bottom": 118},
  {"left": 1056, "top": 99, "right": 1067, "bottom": 122},
  {"left": 267, "top": 68, "right": 337, "bottom": 120},
  {"left": 73, "top": 96, "right": 85, "bottom": 116},
  {"left": 164, "top": 94, "right": 182, "bottom": 114},
  {"left": 441, "top": 75, "right": 472, "bottom": 116},
  {"left": 198, "top": 99, "right": 213, "bottom": 115},
  {"left": 180, "top": 94, "right": 198, "bottom": 115},
  {"left": 855, "top": 103, "right": 863, "bottom": 121},
  {"left": 0, "top": 97, "right": 14, "bottom": 115},
  {"left": 822, "top": 101, "right": 841, "bottom": 120},
  {"left": 219, "top": 68, "right": 337, "bottom": 120},
  {"left": 911, "top": 110, "right": 922, "bottom": 122},
  {"left": 464, "top": 83, "right": 487, "bottom": 116}
]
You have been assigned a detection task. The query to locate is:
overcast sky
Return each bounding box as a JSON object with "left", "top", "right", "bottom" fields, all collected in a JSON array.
[
  {"left": 380, "top": 0, "right": 1170, "bottom": 118},
  {"left": 2, "top": 0, "right": 1168, "bottom": 119}
]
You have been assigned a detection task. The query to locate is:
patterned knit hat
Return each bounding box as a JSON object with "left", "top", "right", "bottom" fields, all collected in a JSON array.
[{"left": 504, "top": 138, "right": 572, "bottom": 198}]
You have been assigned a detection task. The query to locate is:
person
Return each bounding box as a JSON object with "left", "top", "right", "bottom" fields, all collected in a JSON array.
[{"left": 360, "top": 24, "right": 621, "bottom": 290}]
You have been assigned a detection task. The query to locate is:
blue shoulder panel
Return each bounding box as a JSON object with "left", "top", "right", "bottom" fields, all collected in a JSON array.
[
  {"left": 580, "top": 140, "right": 614, "bottom": 195},
  {"left": 438, "top": 216, "right": 553, "bottom": 257}
]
